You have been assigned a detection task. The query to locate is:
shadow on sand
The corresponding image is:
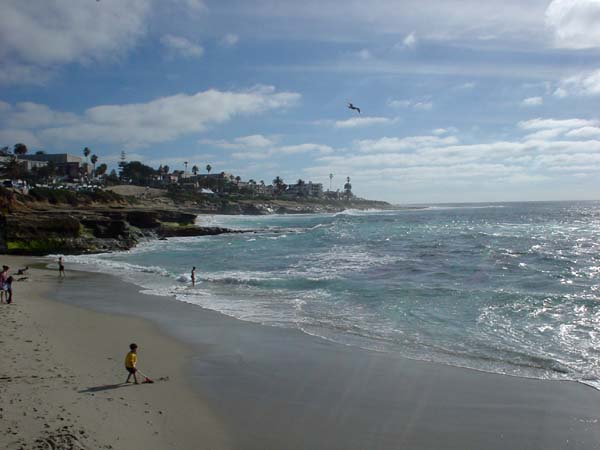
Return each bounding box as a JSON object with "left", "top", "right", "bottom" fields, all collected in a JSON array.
[{"left": 79, "top": 383, "right": 133, "bottom": 393}]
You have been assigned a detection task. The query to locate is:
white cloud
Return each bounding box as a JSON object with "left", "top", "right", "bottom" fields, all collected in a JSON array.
[
  {"left": 388, "top": 99, "right": 433, "bottom": 110},
  {"left": 228, "top": 1, "right": 547, "bottom": 45},
  {"left": 518, "top": 118, "right": 596, "bottom": 130},
  {"left": 402, "top": 32, "right": 417, "bottom": 49},
  {"left": 432, "top": 127, "right": 458, "bottom": 135},
  {"left": 521, "top": 96, "right": 544, "bottom": 107},
  {"left": 220, "top": 33, "right": 239, "bottom": 47},
  {"left": 557, "top": 69, "right": 600, "bottom": 97},
  {"left": 0, "top": 129, "right": 41, "bottom": 148},
  {"left": 546, "top": 0, "right": 600, "bottom": 49},
  {"left": 231, "top": 142, "right": 334, "bottom": 160},
  {"left": 201, "top": 134, "right": 276, "bottom": 149},
  {"left": 553, "top": 87, "right": 568, "bottom": 98},
  {"left": 0, "top": 86, "right": 300, "bottom": 148},
  {"left": 356, "top": 135, "right": 459, "bottom": 152},
  {"left": 565, "top": 126, "right": 600, "bottom": 138},
  {"left": 334, "top": 116, "right": 396, "bottom": 128},
  {"left": 301, "top": 116, "right": 600, "bottom": 199},
  {"left": 160, "top": 34, "right": 204, "bottom": 59},
  {"left": 0, "top": 0, "right": 151, "bottom": 85},
  {"left": 523, "top": 129, "right": 564, "bottom": 141},
  {"left": 413, "top": 101, "right": 433, "bottom": 110},
  {"left": 4, "top": 102, "right": 79, "bottom": 129}
]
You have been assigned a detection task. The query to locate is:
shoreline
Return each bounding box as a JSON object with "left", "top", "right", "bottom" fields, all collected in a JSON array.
[
  {"left": 8, "top": 256, "right": 600, "bottom": 449},
  {"left": 0, "top": 256, "right": 231, "bottom": 450}
]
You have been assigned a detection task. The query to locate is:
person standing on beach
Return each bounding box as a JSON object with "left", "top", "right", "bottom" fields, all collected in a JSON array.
[
  {"left": 191, "top": 266, "right": 196, "bottom": 287},
  {"left": 58, "top": 256, "right": 65, "bottom": 278},
  {"left": 125, "top": 343, "right": 139, "bottom": 384},
  {"left": 5, "top": 276, "right": 13, "bottom": 304},
  {"left": 0, "top": 265, "right": 9, "bottom": 303}
]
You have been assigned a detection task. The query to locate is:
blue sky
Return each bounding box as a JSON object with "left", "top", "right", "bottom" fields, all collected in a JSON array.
[{"left": 2, "top": 0, "right": 600, "bottom": 203}]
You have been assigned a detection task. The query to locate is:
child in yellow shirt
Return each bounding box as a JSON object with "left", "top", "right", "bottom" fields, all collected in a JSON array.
[{"left": 125, "top": 343, "right": 139, "bottom": 384}]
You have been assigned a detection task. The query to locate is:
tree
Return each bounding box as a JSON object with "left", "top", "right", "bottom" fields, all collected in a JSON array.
[
  {"left": 13, "top": 143, "right": 28, "bottom": 156},
  {"left": 96, "top": 163, "right": 108, "bottom": 176},
  {"left": 206, "top": 164, "right": 212, "bottom": 174},
  {"left": 192, "top": 165, "right": 199, "bottom": 176},
  {"left": 184, "top": 161, "right": 188, "bottom": 172},
  {"left": 0, "top": 156, "right": 24, "bottom": 179},
  {"left": 32, "top": 161, "right": 56, "bottom": 183},
  {"left": 120, "top": 161, "right": 157, "bottom": 185},
  {"left": 35, "top": 150, "right": 46, "bottom": 155},
  {"left": 163, "top": 165, "right": 170, "bottom": 174},
  {"left": 235, "top": 175, "right": 241, "bottom": 184},
  {"left": 83, "top": 147, "right": 91, "bottom": 161},
  {"left": 344, "top": 176, "right": 353, "bottom": 199},
  {"left": 272, "top": 176, "right": 286, "bottom": 195},
  {"left": 90, "top": 154, "right": 98, "bottom": 177},
  {"left": 106, "top": 169, "right": 120, "bottom": 185},
  {"left": 0, "top": 146, "right": 9, "bottom": 156}
]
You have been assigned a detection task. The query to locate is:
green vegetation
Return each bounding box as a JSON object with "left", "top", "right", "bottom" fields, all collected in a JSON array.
[
  {"left": 7, "top": 238, "right": 66, "bottom": 254},
  {"left": 28, "top": 187, "right": 128, "bottom": 205}
]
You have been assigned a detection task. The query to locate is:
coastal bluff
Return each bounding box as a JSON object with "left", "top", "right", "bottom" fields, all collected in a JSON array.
[
  {"left": 0, "top": 187, "right": 239, "bottom": 255},
  {"left": 0, "top": 186, "right": 394, "bottom": 255}
]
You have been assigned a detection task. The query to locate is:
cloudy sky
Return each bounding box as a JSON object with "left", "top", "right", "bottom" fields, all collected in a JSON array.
[{"left": 1, "top": 0, "right": 600, "bottom": 203}]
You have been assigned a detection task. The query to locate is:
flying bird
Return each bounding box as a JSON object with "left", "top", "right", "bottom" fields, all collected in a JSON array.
[{"left": 348, "top": 103, "right": 361, "bottom": 114}]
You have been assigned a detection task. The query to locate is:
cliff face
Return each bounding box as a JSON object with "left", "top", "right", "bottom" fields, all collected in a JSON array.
[
  {"left": 2, "top": 209, "right": 236, "bottom": 255},
  {"left": 0, "top": 215, "right": 6, "bottom": 254},
  {"left": 0, "top": 186, "right": 395, "bottom": 255}
]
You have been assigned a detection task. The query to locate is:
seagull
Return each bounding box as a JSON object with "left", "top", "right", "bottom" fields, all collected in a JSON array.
[{"left": 348, "top": 103, "right": 361, "bottom": 114}]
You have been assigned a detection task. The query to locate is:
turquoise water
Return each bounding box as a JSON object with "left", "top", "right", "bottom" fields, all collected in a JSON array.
[{"left": 70, "top": 202, "right": 600, "bottom": 388}]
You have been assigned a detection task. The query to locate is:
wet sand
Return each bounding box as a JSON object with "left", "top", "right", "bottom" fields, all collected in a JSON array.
[{"left": 2, "top": 255, "right": 600, "bottom": 449}]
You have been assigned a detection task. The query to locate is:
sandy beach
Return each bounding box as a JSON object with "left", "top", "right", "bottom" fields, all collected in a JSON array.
[
  {"left": 0, "top": 256, "right": 231, "bottom": 450},
  {"left": 2, "top": 255, "right": 600, "bottom": 450}
]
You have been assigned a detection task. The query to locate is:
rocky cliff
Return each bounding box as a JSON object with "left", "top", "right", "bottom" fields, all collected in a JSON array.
[{"left": 2, "top": 209, "right": 239, "bottom": 255}]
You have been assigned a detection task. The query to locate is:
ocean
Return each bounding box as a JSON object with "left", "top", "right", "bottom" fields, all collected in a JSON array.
[{"left": 68, "top": 201, "right": 600, "bottom": 389}]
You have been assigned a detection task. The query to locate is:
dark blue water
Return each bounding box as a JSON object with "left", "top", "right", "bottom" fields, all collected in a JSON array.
[{"left": 70, "top": 202, "right": 600, "bottom": 388}]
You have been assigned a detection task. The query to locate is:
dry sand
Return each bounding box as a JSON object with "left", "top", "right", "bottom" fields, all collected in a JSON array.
[{"left": 0, "top": 256, "right": 231, "bottom": 450}]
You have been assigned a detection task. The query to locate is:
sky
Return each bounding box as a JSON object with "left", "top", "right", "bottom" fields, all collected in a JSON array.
[{"left": 1, "top": 0, "right": 600, "bottom": 204}]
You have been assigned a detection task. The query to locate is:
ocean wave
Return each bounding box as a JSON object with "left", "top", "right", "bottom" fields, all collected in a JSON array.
[{"left": 423, "top": 204, "right": 506, "bottom": 211}]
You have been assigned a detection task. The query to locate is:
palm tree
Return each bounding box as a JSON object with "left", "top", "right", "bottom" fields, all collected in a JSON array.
[
  {"left": 90, "top": 154, "right": 98, "bottom": 177},
  {"left": 83, "top": 147, "right": 91, "bottom": 162},
  {"left": 273, "top": 176, "right": 285, "bottom": 195},
  {"left": 163, "top": 165, "right": 170, "bottom": 174},
  {"left": 96, "top": 163, "right": 108, "bottom": 176},
  {"left": 13, "top": 143, "right": 28, "bottom": 156},
  {"left": 235, "top": 175, "right": 241, "bottom": 184},
  {"left": 184, "top": 161, "right": 188, "bottom": 173},
  {"left": 329, "top": 173, "right": 334, "bottom": 191},
  {"left": 206, "top": 164, "right": 212, "bottom": 174},
  {"left": 192, "top": 165, "right": 199, "bottom": 176}
]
